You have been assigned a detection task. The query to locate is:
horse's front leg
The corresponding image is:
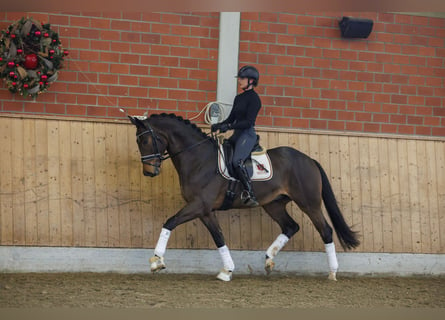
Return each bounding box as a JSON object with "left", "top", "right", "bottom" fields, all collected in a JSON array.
[
  {"left": 200, "top": 212, "right": 234, "bottom": 282},
  {"left": 149, "top": 200, "right": 205, "bottom": 273}
]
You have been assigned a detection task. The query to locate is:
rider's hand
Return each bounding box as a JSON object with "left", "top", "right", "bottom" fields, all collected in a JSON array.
[
  {"left": 211, "top": 123, "right": 221, "bottom": 132},
  {"left": 219, "top": 123, "right": 230, "bottom": 133}
]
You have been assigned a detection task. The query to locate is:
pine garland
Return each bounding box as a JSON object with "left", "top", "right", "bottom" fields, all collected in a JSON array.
[{"left": 0, "top": 17, "right": 68, "bottom": 98}]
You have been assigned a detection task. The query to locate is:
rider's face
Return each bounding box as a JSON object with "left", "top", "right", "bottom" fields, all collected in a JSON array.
[{"left": 237, "top": 77, "right": 250, "bottom": 90}]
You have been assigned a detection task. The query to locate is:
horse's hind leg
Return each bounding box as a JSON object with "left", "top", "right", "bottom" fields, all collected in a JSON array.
[
  {"left": 302, "top": 206, "right": 338, "bottom": 281},
  {"left": 262, "top": 197, "right": 300, "bottom": 274}
]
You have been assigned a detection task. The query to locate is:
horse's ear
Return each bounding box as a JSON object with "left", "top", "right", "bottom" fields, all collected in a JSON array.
[{"left": 128, "top": 116, "right": 146, "bottom": 128}]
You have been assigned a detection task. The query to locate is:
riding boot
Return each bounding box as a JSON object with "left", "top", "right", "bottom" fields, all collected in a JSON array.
[{"left": 235, "top": 162, "right": 259, "bottom": 207}]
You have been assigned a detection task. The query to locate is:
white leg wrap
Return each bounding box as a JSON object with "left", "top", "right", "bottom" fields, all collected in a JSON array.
[
  {"left": 218, "top": 245, "right": 235, "bottom": 271},
  {"left": 266, "top": 234, "right": 289, "bottom": 259},
  {"left": 325, "top": 242, "right": 339, "bottom": 273},
  {"left": 154, "top": 228, "right": 171, "bottom": 257}
]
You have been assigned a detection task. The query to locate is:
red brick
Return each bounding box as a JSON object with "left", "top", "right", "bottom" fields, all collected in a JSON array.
[
  {"left": 373, "top": 113, "right": 389, "bottom": 123},
  {"left": 345, "top": 122, "right": 363, "bottom": 132},
  {"left": 274, "top": 117, "right": 291, "bottom": 127},
  {"left": 310, "top": 119, "right": 327, "bottom": 130},
  {"left": 118, "top": 97, "right": 138, "bottom": 108},
  {"left": 46, "top": 103, "right": 65, "bottom": 114},
  {"left": 87, "top": 106, "right": 107, "bottom": 117},
  {"left": 381, "top": 124, "right": 398, "bottom": 134},
  {"left": 398, "top": 125, "right": 415, "bottom": 135},
  {"left": 66, "top": 104, "right": 86, "bottom": 116},
  {"left": 98, "top": 96, "right": 117, "bottom": 106},
  {"left": 363, "top": 123, "right": 380, "bottom": 133},
  {"left": 432, "top": 127, "right": 445, "bottom": 137}
]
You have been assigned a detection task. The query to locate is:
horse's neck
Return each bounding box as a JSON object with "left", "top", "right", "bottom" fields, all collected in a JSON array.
[{"left": 164, "top": 128, "right": 216, "bottom": 170}]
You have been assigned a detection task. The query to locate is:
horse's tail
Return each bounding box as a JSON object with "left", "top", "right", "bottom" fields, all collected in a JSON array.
[{"left": 313, "top": 160, "right": 360, "bottom": 250}]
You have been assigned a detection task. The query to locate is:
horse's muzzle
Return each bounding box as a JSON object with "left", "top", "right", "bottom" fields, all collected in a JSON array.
[
  {"left": 143, "top": 170, "right": 157, "bottom": 177},
  {"left": 143, "top": 167, "right": 160, "bottom": 177}
]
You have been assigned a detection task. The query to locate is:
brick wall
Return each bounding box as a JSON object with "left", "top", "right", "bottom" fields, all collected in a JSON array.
[
  {"left": 0, "top": 12, "right": 444, "bottom": 137},
  {"left": 239, "top": 12, "right": 445, "bottom": 136},
  {"left": 0, "top": 12, "right": 220, "bottom": 119}
]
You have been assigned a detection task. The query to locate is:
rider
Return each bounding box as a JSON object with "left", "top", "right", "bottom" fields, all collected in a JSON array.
[{"left": 211, "top": 65, "right": 262, "bottom": 207}]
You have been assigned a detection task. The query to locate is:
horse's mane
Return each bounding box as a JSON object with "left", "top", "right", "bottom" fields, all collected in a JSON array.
[{"left": 149, "top": 113, "right": 209, "bottom": 139}]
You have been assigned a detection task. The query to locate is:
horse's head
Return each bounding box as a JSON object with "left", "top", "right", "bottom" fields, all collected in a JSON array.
[{"left": 129, "top": 115, "right": 167, "bottom": 177}]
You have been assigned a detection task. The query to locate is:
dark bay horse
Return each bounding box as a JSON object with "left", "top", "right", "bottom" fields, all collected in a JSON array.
[{"left": 129, "top": 113, "right": 359, "bottom": 281}]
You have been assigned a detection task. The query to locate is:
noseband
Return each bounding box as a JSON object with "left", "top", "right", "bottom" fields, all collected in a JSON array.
[{"left": 136, "top": 124, "right": 168, "bottom": 167}]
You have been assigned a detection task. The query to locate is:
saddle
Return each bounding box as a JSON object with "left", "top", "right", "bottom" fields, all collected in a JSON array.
[
  {"left": 217, "top": 136, "right": 273, "bottom": 210},
  {"left": 221, "top": 135, "right": 264, "bottom": 178}
]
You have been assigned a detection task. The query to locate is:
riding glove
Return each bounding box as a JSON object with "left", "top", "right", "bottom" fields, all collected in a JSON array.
[
  {"left": 219, "top": 123, "right": 231, "bottom": 133},
  {"left": 211, "top": 123, "right": 221, "bottom": 132}
]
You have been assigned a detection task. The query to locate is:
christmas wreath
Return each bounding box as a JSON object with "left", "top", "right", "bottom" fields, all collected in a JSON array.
[{"left": 0, "top": 17, "right": 68, "bottom": 98}]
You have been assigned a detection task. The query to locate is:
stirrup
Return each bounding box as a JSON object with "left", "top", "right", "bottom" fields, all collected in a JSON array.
[{"left": 241, "top": 190, "right": 259, "bottom": 206}]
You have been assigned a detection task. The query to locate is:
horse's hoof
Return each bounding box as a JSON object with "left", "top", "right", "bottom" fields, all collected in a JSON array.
[
  {"left": 216, "top": 269, "right": 232, "bottom": 282},
  {"left": 328, "top": 271, "right": 337, "bottom": 281},
  {"left": 149, "top": 256, "right": 166, "bottom": 273},
  {"left": 265, "top": 258, "right": 275, "bottom": 275}
]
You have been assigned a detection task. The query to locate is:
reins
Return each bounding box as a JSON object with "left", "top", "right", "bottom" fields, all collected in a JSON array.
[{"left": 138, "top": 124, "right": 214, "bottom": 165}]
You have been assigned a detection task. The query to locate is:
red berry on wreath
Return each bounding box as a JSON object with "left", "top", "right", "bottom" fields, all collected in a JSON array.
[
  {"left": 44, "top": 33, "right": 49, "bottom": 37},
  {"left": 17, "top": 49, "right": 23, "bottom": 54},
  {"left": 24, "top": 54, "right": 38, "bottom": 70},
  {"left": 12, "top": 82, "right": 16, "bottom": 86},
  {"left": 9, "top": 71, "right": 15, "bottom": 77},
  {"left": 64, "top": 50, "right": 69, "bottom": 56},
  {"left": 7, "top": 61, "right": 15, "bottom": 67},
  {"left": 35, "top": 31, "right": 41, "bottom": 37},
  {"left": 11, "top": 34, "right": 16, "bottom": 39},
  {"left": 41, "top": 75, "right": 48, "bottom": 81},
  {"left": 24, "top": 84, "right": 29, "bottom": 88}
]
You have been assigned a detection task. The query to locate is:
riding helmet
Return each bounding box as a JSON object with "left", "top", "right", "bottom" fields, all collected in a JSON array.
[{"left": 236, "top": 65, "right": 259, "bottom": 86}]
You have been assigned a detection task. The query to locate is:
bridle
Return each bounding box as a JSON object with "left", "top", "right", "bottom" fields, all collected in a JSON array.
[{"left": 136, "top": 123, "right": 212, "bottom": 176}]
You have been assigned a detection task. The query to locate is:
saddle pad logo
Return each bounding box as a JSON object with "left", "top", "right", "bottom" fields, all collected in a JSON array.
[{"left": 218, "top": 146, "right": 273, "bottom": 181}]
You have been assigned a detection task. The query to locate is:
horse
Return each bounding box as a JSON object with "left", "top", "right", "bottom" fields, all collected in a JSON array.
[{"left": 128, "top": 113, "right": 360, "bottom": 281}]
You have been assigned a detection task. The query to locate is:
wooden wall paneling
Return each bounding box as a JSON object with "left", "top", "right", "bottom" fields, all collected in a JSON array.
[
  {"left": 358, "top": 137, "right": 372, "bottom": 252},
  {"left": 387, "top": 139, "right": 402, "bottom": 252},
  {"left": 105, "top": 124, "right": 120, "bottom": 247},
  {"left": 11, "top": 119, "right": 25, "bottom": 245},
  {"left": 378, "top": 138, "right": 393, "bottom": 252},
  {"left": 348, "top": 136, "right": 363, "bottom": 252},
  {"left": 426, "top": 141, "right": 440, "bottom": 253},
  {"left": 34, "top": 119, "right": 49, "bottom": 245},
  {"left": 369, "top": 137, "right": 384, "bottom": 252},
  {"left": 23, "top": 119, "right": 38, "bottom": 245},
  {"left": 126, "top": 125, "right": 144, "bottom": 247},
  {"left": 407, "top": 140, "right": 421, "bottom": 253},
  {"left": 59, "top": 121, "right": 73, "bottom": 246},
  {"left": 93, "top": 123, "right": 108, "bottom": 247},
  {"left": 416, "top": 140, "right": 431, "bottom": 253},
  {"left": 397, "top": 140, "right": 412, "bottom": 252},
  {"left": 70, "top": 121, "right": 85, "bottom": 246},
  {"left": 81, "top": 122, "right": 97, "bottom": 246},
  {"left": 328, "top": 135, "right": 344, "bottom": 251},
  {"left": 228, "top": 208, "right": 241, "bottom": 250},
  {"left": 0, "top": 119, "right": 13, "bottom": 244},
  {"left": 435, "top": 141, "right": 444, "bottom": 252},
  {"left": 338, "top": 136, "right": 354, "bottom": 250},
  {"left": 115, "top": 124, "right": 132, "bottom": 248},
  {"left": 47, "top": 120, "right": 61, "bottom": 245},
  {"left": 1, "top": 118, "right": 445, "bottom": 254}
]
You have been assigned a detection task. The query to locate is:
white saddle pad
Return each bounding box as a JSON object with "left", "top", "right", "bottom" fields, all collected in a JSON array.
[{"left": 217, "top": 145, "right": 273, "bottom": 181}]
